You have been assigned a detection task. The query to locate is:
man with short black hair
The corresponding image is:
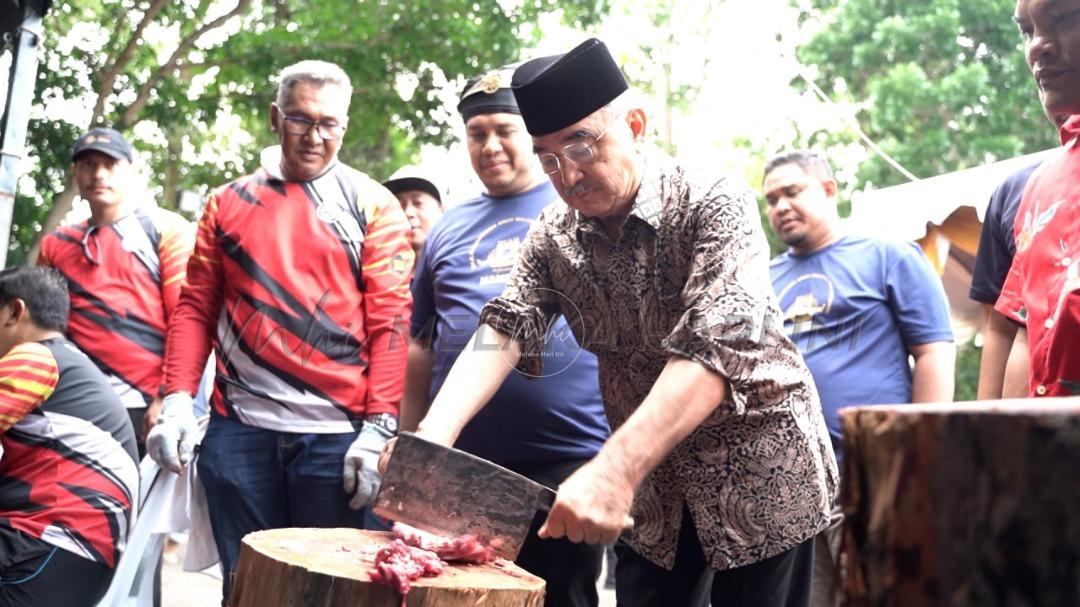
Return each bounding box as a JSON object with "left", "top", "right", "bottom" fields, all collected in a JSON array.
[
  {"left": 401, "top": 64, "right": 609, "bottom": 606},
  {"left": 149, "top": 60, "right": 414, "bottom": 601},
  {"left": 763, "top": 150, "right": 955, "bottom": 606},
  {"left": 0, "top": 266, "right": 138, "bottom": 607},
  {"left": 388, "top": 39, "right": 837, "bottom": 606},
  {"left": 38, "top": 127, "right": 194, "bottom": 453}
]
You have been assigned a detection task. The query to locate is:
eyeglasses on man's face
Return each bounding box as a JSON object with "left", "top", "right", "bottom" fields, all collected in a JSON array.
[
  {"left": 536, "top": 114, "right": 622, "bottom": 175},
  {"left": 280, "top": 113, "right": 347, "bottom": 141}
]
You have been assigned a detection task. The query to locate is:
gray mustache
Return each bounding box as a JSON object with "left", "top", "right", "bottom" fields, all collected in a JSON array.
[{"left": 564, "top": 183, "right": 593, "bottom": 198}]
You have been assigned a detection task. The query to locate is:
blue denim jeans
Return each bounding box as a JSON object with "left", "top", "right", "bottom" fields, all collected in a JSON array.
[{"left": 197, "top": 414, "right": 386, "bottom": 603}]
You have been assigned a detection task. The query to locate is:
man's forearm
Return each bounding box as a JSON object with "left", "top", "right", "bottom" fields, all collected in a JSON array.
[
  {"left": 400, "top": 339, "right": 434, "bottom": 433},
  {"left": 977, "top": 308, "right": 1019, "bottom": 400},
  {"left": 599, "top": 356, "right": 728, "bottom": 490},
  {"left": 415, "top": 326, "right": 519, "bottom": 445},
  {"left": 1002, "top": 327, "right": 1029, "bottom": 398},
  {"left": 910, "top": 341, "right": 956, "bottom": 403}
]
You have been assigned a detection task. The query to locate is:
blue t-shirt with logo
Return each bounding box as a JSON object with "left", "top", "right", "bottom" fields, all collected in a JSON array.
[
  {"left": 411, "top": 181, "right": 609, "bottom": 466},
  {"left": 769, "top": 236, "right": 953, "bottom": 461}
]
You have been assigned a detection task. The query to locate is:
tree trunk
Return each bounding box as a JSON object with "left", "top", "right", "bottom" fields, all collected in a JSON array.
[
  {"left": 28, "top": 177, "right": 77, "bottom": 265},
  {"left": 839, "top": 398, "right": 1080, "bottom": 607},
  {"left": 229, "top": 528, "right": 545, "bottom": 607}
]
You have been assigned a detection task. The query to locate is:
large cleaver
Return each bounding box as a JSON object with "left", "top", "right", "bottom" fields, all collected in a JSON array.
[{"left": 373, "top": 431, "right": 556, "bottom": 560}]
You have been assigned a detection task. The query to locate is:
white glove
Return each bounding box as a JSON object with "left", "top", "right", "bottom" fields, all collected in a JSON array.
[
  {"left": 146, "top": 392, "right": 199, "bottom": 474},
  {"left": 343, "top": 422, "right": 394, "bottom": 510}
]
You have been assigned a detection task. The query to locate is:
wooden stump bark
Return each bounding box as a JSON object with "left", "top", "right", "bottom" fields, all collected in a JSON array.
[
  {"left": 839, "top": 398, "right": 1080, "bottom": 606},
  {"left": 229, "top": 528, "right": 545, "bottom": 607}
]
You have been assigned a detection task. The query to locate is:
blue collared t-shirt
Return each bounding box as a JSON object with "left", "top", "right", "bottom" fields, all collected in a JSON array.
[
  {"left": 411, "top": 181, "right": 609, "bottom": 466},
  {"left": 769, "top": 236, "right": 954, "bottom": 459}
]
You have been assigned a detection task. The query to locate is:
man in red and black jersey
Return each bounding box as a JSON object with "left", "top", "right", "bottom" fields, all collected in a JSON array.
[
  {"left": 148, "top": 60, "right": 413, "bottom": 601},
  {"left": 0, "top": 267, "right": 139, "bottom": 607},
  {"left": 38, "top": 127, "right": 195, "bottom": 453}
]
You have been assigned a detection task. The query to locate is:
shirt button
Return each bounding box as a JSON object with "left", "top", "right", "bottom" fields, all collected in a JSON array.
[
  {"left": 1062, "top": 257, "right": 1072, "bottom": 266},
  {"left": 1036, "top": 385, "right": 1048, "bottom": 396},
  {"left": 1045, "top": 318, "right": 1055, "bottom": 329}
]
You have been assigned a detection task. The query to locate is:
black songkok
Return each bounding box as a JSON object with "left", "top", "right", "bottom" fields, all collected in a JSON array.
[
  {"left": 511, "top": 38, "right": 628, "bottom": 136},
  {"left": 457, "top": 64, "right": 519, "bottom": 121}
]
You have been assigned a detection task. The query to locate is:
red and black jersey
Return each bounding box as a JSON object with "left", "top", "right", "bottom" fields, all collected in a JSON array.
[
  {"left": 166, "top": 159, "right": 413, "bottom": 433},
  {"left": 38, "top": 206, "right": 195, "bottom": 408},
  {"left": 0, "top": 338, "right": 138, "bottom": 568}
]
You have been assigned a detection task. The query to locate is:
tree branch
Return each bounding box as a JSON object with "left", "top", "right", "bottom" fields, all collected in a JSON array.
[
  {"left": 119, "top": 0, "right": 255, "bottom": 129},
  {"left": 89, "top": 0, "right": 171, "bottom": 125}
]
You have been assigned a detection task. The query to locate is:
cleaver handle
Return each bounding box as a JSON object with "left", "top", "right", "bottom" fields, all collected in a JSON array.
[{"left": 536, "top": 486, "right": 557, "bottom": 512}]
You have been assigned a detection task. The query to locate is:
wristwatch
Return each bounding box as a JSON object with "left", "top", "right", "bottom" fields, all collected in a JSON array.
[{"left": 364, "top": 413, "right": 399, "bottom": 434}]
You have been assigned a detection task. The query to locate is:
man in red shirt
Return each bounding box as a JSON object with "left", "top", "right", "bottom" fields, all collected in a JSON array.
[
  {"left": 995, "top": 0, "right": 1080, "bottom": 397},
  {"left": 0, "top": 267, "right": 138, "bottom": 607},
  {"left": 38, "top": 127, "right": 194, "bottom": 453},
  {"left": 147, "top": 60, "right": 413, "bottom": 601}
]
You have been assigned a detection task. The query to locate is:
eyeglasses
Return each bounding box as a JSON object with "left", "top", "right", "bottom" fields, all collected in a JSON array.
[
  {"left": 536, "top": 115, "right": 620, "bottom": 175},
  {"left": 280, "top": 113, "right": 347, "bottom": 141}
]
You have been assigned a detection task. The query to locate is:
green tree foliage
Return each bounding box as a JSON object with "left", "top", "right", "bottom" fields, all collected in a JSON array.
[
  {"left": 5, "top": 0, "right": 605, "bottom": 265},
  {"left": 795, "top": 0, "right": 1058, "bottom": 190},
  {"left": 954, "top": 338, "right": 982, "bottom": 402}
]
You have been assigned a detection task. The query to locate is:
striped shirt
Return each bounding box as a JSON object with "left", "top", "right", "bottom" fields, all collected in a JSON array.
[
  {"left": 39, "top": 206, "right": 195, "bottom": 408},
  {"left": 0, "top": 338, "right": 138, "bottom": 568},
  {"left": 165, "top": 154, "right": 414, "bottom": 432}
]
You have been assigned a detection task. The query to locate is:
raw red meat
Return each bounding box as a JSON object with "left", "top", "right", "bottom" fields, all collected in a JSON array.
[
  {"left": 369, "top": 539, "right": 445, "bottom": 598},
  {"left": 391, "top": 522, "right": 497, "bottom": 564}
]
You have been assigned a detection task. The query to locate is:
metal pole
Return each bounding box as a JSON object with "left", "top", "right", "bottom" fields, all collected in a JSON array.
[{"left": 0, "top": 0, "right": 51, "bottom": 268}]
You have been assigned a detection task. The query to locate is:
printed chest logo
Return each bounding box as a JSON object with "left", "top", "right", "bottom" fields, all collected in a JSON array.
[
  {"left": 468, "top": 217, "right": 534, "bottom": 287},
  {"left": 776, "top": 273, "right": 835, "bottom": 338},
  {"left": 316, "top": 200, "right": 348, "bottom": 224}
]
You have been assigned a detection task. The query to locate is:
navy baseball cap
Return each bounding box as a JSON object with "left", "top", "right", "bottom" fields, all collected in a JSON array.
[{"left": 71, "top": 127, "right": 133, "bottom": 163}]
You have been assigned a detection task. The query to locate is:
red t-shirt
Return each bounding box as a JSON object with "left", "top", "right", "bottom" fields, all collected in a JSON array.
[
  {"left": 165, "top": 160, "right": 413, "bottom": 432},
  {"left": 996, "top": 115, "right": 1080, "bottom": 397},
  {"left": 0, "top": 339, "right": 138, "bottom": 568},
  {"left": 39, "top": 207, "right": 195, "bottom": 408}
]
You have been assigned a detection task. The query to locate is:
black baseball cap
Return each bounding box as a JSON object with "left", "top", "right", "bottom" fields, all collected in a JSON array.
[
  {"left": 71, "top": 127, "right": 133, "bottom": 163},
  {"left": 382, "top": 176, "right": 441, "bottom": 203}
]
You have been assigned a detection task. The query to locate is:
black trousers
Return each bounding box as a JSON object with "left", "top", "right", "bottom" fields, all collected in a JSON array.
[
  {"left": 614, "top": 507, "right": 814, "bottom": 607},
  {"left": 513, "top": 458, "right": 605, "bottom": 607},
  {"left": 0, "top": 528, "right": 113, "bottom": 607}
]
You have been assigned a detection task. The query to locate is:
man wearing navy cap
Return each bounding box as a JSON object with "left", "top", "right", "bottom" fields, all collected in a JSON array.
[
  {"left": 38, "top": 127, "right": 194, "bottom": 455},
  {"left": 401, "top": 63, "right": 610, "bottom": 606},
  {"left": 394, "top": 39, "right": 837, "bottom": 606}
]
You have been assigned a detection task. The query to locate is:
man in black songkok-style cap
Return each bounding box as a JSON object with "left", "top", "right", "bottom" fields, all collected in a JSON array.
[
  {"left": 399, "top": 62, "right": 611, "bottom": 607},
  {"left": 391, "top": 38, "right": 837, "bottom": 607}
]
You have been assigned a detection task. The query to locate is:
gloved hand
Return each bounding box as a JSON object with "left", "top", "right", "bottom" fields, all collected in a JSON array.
[
  {"left": 343, "top": 422, "right": 394, "bottom": 510},
  {"left": 146, "top": 392, "right": 199, "bottom": 474}
]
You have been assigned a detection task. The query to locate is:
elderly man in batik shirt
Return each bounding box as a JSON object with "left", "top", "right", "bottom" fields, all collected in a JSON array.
[{"left": 384, "top": 39, "right": 838, "bottom": 607}]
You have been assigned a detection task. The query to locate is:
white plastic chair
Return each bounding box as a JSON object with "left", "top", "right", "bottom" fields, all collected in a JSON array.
[{"left": 96, "top": 456, "right": 177, "bottom": 607}]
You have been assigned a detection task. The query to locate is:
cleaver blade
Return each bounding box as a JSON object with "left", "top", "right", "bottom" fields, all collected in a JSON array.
[{"left": 373, "top": 431, "right": 556, "bottom": 561}]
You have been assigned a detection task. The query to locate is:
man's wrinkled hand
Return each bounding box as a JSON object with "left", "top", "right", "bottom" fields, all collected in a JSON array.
[
  {"left": 538, "top": 456, "right": 636, "bottom": 545},
  {"left": 145, "top": 392, "right": 198, "bottom": 474},
  {"left": 343, "top": 423, "right": 393, "bottom": 510}
]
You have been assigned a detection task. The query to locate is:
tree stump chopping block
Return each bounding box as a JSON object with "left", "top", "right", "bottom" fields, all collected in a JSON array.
[
  {"left": 839, "top": 398, "right": 1080, "bottom": 606},
  {"left": 229, "top": 528, "right": 545, "bottom": 607}
]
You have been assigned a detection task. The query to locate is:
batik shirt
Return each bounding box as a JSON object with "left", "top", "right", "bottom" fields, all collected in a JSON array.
[
  {"left": 39, "top": 207, "right": 194, "bottom": 408},
  {"left": 165, "top": 151, "right": 414, "bottom": 432},
  {"left": 479, "top": 152, "right": 838, "bottom": 571},
  {"left": 996, "top": 116, "right": 1080, "bottom": 397},
  {"left": 0, "top": 338, "right": 138, "bottom": 568}
]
